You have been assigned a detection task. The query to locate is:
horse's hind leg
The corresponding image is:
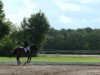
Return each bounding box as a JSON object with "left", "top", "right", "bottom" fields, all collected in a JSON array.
[{"left": 17, "top": 56, "right": 21, "bottom": 65}]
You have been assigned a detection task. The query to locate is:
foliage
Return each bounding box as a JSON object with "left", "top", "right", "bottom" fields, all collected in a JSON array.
[
  {"left": 0, "top": 0, "right": 4, "bottom": 20},
  {"left": 0, "top": 36, "right": 18, "bottom": 56},
  {"left": 0, "top": 1, "right": 19, "bottom": 57},
  {"left": 0, "top": 1, "right": 10, "bottom": 39},
  {"left": 44, "top": 28, "right": 100, "bottom": 50},
  {"left": 0, "top": 36, "right": 17, "bottom": 50},
  {"left": 21, "top": 11, "right": 50, "bottom": 49}
]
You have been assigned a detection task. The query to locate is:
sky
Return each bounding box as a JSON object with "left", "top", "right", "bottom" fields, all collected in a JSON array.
[{"left": 2, "top": 0, "right": 100, "bottom": 29}]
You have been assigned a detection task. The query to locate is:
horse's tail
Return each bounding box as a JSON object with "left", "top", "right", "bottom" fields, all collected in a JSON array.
[
  {"left": 13, "top": 49, "right": 17, "bottom": 56},
  {"left": 9, "top": 49, "right": 17, "bottom": 58}
]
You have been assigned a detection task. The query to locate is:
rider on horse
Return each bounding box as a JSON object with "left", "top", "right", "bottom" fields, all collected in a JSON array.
[{"left": 23, "top": 41, "right": 30, "bottom": 53}]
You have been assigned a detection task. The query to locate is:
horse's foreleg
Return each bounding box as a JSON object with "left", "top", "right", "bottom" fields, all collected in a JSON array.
[
  {"left": 23, "top": 53, "right": 32, "bottom": 65},
  {"left": 28, "top": 56, "right": 31, "bottom": 63},
  {"left": 24, "top": 59, "right": 28, "bottom": 65},
  {"left": 27, "top": 53, "right": 32, "bottom": 63},
  {"left": 24, "top": 56, "right": 31, "bottom": 65}
]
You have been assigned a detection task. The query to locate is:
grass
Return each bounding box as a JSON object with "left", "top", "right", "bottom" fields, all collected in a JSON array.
[
  {"left": 32, "top": 56, "right": 100, "bottom": 62},
  {"left": 1, "top": 55, "right": 100, "bottom": 62}
]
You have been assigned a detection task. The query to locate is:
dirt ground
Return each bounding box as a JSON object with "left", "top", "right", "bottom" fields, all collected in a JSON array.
[{"left": 0, "top": 63, "right": 100, "bottom": 75}]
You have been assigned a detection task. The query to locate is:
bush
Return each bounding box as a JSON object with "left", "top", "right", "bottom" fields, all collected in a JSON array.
[{"left": 0, "top": 36, "right": 18, "bottom": 56}]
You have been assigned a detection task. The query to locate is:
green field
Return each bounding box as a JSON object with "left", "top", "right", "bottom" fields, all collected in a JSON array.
[{"left": 1, "top": 55, "right": 100, "bottom": 62}]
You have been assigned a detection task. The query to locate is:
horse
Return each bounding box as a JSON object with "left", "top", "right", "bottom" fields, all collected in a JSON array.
[{"left": 12, "top": 45, "right": 38, "bottom": 65}]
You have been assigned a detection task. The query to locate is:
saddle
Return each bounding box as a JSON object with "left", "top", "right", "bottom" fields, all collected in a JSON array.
[{"left": 21, "top": 47, "right": 30, "bottom": 53}]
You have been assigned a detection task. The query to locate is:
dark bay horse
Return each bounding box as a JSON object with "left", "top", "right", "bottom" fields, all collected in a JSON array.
[{"left": 12, "top": 45, "right": 37, "bottom": 65}]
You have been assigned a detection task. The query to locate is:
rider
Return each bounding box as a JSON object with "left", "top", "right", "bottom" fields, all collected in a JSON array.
[{"left": 23, "top": 41, "right": 30, "bottom": 53}]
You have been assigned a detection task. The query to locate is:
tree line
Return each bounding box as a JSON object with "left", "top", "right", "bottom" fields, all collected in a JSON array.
[{"left": 44, "top": 28, "right": 100, "bottom": 50}]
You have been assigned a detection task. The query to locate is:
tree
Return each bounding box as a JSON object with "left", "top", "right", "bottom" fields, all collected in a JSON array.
[
  {"left": 21, "top": 11, "right": 50, "bottom": 56},
  {"left": 0, "top": 1, "right": 10, "bottom": 39},
  {"left": 44, "top": 27, "right": 100, "bottom": 51}
]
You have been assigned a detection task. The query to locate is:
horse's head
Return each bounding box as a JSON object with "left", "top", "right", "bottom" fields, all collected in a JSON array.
[
  {"left": 30, "top": 44, "right": 38, "bottom": 50},
  {"left": 30, "top": 44, "right": 38, "bottom": 57}
]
